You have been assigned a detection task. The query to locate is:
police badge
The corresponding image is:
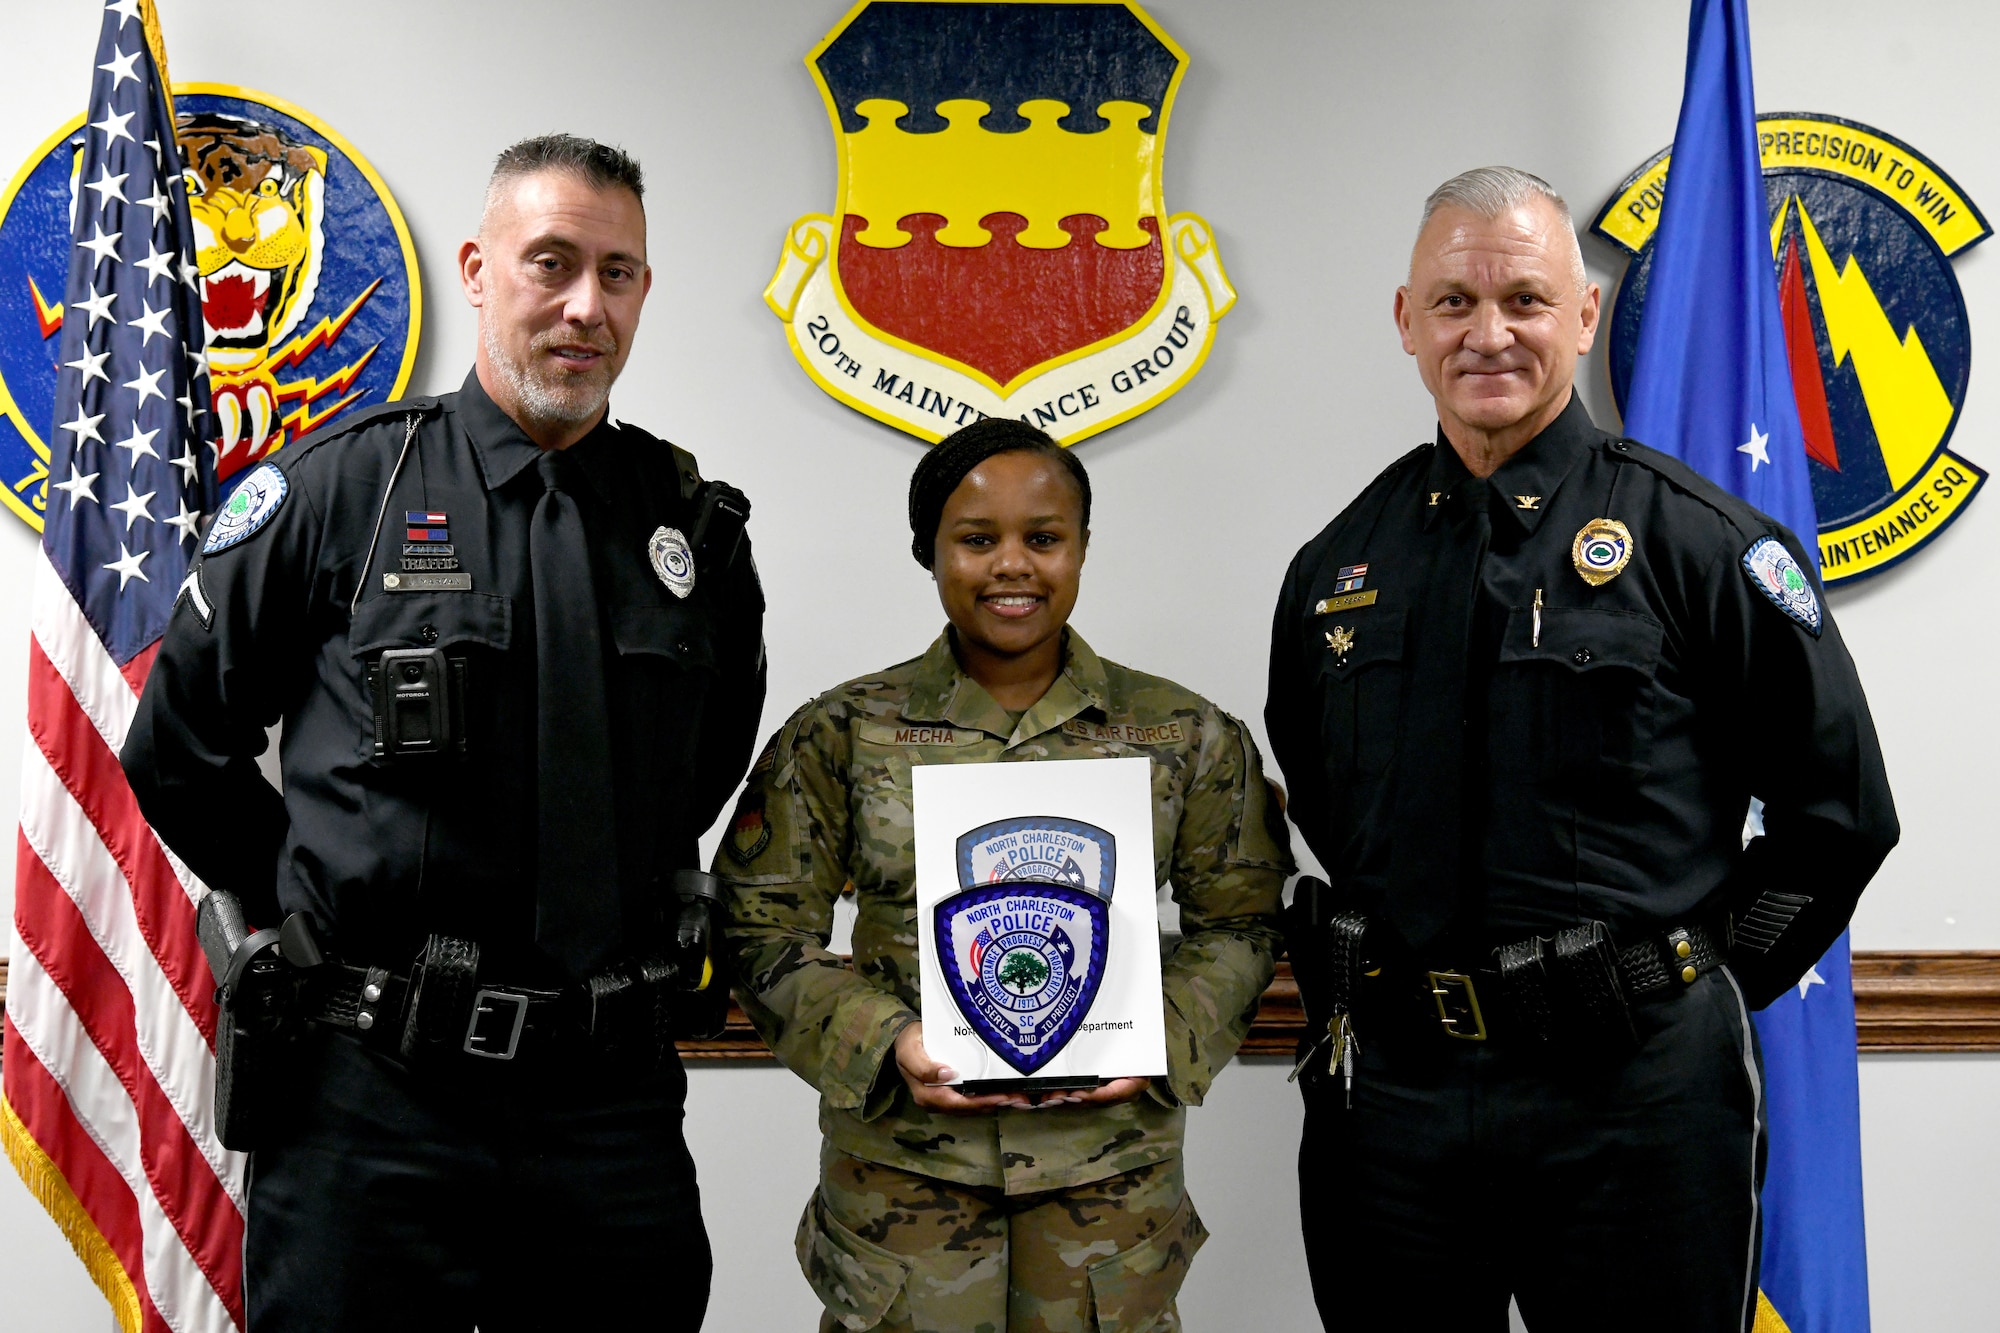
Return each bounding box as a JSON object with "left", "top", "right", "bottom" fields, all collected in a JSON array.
[
  {"left": 648, "top": 525, "right": 695, "bottom": 598},
  {"left": 934, "top": 818, "right": 1116, "bottom": 1075}
]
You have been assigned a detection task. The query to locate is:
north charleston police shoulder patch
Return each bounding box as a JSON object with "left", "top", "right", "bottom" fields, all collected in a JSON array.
[
  {"left": 936, "top": 816, "right": 1117, "bottom": 1074},
  {"left": 201, "top": 462, "right": 286, "bottom": 554},
  {"left": 1742, "top": 536, "right": 1824, "bottom": 637}
]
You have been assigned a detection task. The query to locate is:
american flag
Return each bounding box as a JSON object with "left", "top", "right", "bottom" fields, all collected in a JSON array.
[{"left": 2, "top": 3, "right": 242, "bottom": 1331}]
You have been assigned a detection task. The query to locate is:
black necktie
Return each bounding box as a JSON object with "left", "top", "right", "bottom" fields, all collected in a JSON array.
[
  {"left": 1381, "top": 475, "right": 1493, "bottom": 955},
  {"left": 531, "top": 449, "right": 620, "bottom": 980}
]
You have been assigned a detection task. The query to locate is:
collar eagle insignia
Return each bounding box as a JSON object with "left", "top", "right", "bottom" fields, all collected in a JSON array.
[{"left": 762, "top": 0, "right": 1236, "bottom": 447}]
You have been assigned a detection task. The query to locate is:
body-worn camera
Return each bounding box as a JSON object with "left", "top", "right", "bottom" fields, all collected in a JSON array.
[
  {"left": 368, "top": 647, "right": 467, "bottom": 760},
  {"left": 690, "top": 480, "right": 750, "bottom": 575}
]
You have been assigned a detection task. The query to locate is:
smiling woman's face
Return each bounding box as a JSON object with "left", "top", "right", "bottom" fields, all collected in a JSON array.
[{"left": 932, "top": 450, "right": 1088, "bottom": 668}]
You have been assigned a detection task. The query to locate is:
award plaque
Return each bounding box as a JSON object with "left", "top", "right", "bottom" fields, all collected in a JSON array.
[{"left": 914, "top": 758, "right": 1168, "bottom": 1090}]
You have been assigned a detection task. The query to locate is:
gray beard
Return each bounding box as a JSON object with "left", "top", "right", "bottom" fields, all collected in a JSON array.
[{"left": 482, "top": 318, "right": 614, "bottom": 435}]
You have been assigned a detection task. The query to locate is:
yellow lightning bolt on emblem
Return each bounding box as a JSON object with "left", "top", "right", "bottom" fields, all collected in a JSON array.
[{"left": 1780, "top": 197, "right": 1955, "bottom": 492}]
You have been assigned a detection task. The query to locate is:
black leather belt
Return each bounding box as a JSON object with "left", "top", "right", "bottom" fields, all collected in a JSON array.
[
  {"left": 307, "top": 963, "right": 574, "bottom": 1063},
  {"left": 1417, "top": 920, "right": 1727, "bottom": 1045},
  {"left": 1616, "top": 921, "right": 1727, "bottom": 998}
]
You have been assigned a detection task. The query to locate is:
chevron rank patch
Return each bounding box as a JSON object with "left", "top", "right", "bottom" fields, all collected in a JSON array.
[{"left": 1742, "top": 536, "right": 1823, "bottom": 636}]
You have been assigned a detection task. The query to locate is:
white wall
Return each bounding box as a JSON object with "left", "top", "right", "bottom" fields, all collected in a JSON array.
[{"left": 2, "top": 1, "right": 1996, "bottom": 1328}]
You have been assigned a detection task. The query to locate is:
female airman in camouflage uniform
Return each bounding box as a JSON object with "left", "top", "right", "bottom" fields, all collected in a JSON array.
[{"left": 716, "top": 420, "right": 1291, "bottom": 1333}]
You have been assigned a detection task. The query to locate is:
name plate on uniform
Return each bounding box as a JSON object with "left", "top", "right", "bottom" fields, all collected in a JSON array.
[
  {"left": 384, "top": 572, "right": 472, "bottom": 592},
  {"left": 914, "top": 757, "right": 1167, "bottom": 1086}
]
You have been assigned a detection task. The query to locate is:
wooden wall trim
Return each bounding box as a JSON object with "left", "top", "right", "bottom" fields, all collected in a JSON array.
[
  {"left": 2, "top": 952, "right": 1994, "bottom": 1065},
  {"left": 1852, "top": 950, "right": 2000, "bottom": 1052}
]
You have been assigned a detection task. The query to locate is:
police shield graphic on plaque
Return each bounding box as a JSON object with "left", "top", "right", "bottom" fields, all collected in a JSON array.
[
  {"left": 915, "top": 757, "right": 1166, "bottom": 1084},
  {"left": 936, "top": 819, "right": 1115, "bottom": 1075},
  {"left": 764, "top": 0, "right": 1236, "bottom": 445}
]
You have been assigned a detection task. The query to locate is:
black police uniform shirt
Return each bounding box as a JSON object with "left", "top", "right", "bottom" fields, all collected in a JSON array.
[
  {"left": 123, "top": 370, "right": 767, "bottom": 984},
  {"left": 1265, "top": 393, "right": 1898, "bottom": 1008}
]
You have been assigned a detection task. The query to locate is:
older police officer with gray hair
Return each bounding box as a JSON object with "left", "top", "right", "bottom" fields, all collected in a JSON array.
[
  {"left": 1265, "top": 166, "right": 1897, "bottom": 1329},
  {"left": 122, "top": 134, "right": 765, "bottom": 1331}
]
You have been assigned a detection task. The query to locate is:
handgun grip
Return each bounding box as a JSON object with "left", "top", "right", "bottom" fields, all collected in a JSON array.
[{"left": 196, "top": 890, "right": 251, "bottom": 987}]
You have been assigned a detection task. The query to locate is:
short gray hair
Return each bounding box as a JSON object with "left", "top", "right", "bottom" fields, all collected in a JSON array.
[
  {"left": 482, "top": 133, "right": 645, "bottom": 229},
  {"left": 1415, "top": 165, "right": 1587, "bottom": 291}
]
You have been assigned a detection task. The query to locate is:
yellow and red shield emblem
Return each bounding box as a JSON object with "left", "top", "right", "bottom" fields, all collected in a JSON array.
[{"left": 765, "top": 0, "right": 1234, "bottom": 444}]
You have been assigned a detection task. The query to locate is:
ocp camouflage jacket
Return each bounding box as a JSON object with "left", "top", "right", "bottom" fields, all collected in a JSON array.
[{"left": 715, "top": 629, "right": 1291, "bottom": 1194}]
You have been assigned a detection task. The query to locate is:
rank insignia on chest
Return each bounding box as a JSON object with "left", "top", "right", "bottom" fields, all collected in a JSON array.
[
  {"left": 648, "top": 526, "right": 695, "bottom": 599},
  {"left": 1571, "top": 518, "right": 1634, "bottom": 586},
  {"left": 405, "top": 511, "right": 449, "bottom": 542},
  {"left": 1325, "top": 624, "right": 1355, "bottom": 662},
  {"left": 936, "top": 817, "right": 1115, "bottom": 1075}
]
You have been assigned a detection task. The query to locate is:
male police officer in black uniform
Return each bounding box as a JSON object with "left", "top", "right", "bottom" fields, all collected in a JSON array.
[
  {"left": 1266, "top": 167, "right": 1897, "bottom": 1331},
  {"left": 121, "top": 135, "right": 764, "bottom": 1332}
]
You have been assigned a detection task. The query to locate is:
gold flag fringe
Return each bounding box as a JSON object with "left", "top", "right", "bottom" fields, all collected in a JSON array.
[
  {"left": 2, "top": 1093, "right": 144, "bottom": 1332},
  {"left": 1753, "top": 1290, "right": 1794, "bottom": 1333}
]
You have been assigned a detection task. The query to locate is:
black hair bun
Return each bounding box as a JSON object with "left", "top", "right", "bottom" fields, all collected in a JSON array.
[{"left": 907, "top": 420, "right": 1092, "bottom": 569}]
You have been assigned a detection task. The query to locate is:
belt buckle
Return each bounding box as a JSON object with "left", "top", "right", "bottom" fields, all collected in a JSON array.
[
  {"left": 1426, "top": 971, "right": 1488, "bottom": 1042},
  {"left": 463, "top": 988, "right": 529, "bottom": 1060}
]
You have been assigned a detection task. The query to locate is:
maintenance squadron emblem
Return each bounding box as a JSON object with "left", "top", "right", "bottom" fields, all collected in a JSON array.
[
  {"left": 0, "top": 83, "right": 420, "bottom": 531},
  {"left": 1596, "top": 112, "right": 1988, "bottom": 585}
]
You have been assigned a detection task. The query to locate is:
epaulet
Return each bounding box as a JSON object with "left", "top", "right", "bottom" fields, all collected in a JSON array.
[
  {"left": 1600, "top": 435, "right": 1768, "bottom": 537},
  {"left": 1384, "top": 440, "right": 1433, "bottom": 478},
  {"left": 280, "top": 397, "right": 443, "bottom": 469},
  {"left": 1306, "top": 440, "right": 1433, "bottom": 546},
  {"left": 668, "top": 442, "right": 703, "bottom": 500},
  {"left": 615, "top": 419, "right": 703, "bottom": 500}
]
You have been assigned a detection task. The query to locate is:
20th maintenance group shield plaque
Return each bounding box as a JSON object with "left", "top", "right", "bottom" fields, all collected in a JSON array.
[
  {"left": 764, "top": 0, "right": 1236, "bottom": 445},
  {"left": 935, "top": 819, "right": 1115, "bottom": 1075}
]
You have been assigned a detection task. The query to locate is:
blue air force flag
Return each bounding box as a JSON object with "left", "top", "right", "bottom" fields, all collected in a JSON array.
[{"left": 1620, "top": 2, "right": 1870, "bottom": 1330}]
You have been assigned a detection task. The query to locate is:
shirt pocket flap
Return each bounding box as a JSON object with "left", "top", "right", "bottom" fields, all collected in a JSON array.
[
  {"left": 1500, "top": 606, "right": 1664, "bottom": 674},
  {"left": 1085, "top": 1190, "right": 1209, "bottom": 1333},
  {"left": 348, "top": 592, "right": 513, "bottom": 657},
  {"left": 794, "top": 1190, "right": 911, "bottom": 1328},
  {"left": 1314, "top": 606, "right": 1407, "bottom": 677},
  {"left": 612, "top": 602, "right": 716, "bottom": 672}
]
